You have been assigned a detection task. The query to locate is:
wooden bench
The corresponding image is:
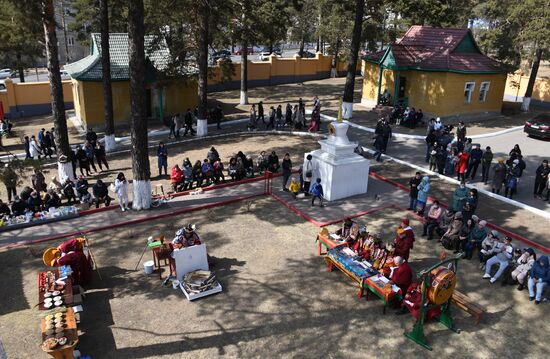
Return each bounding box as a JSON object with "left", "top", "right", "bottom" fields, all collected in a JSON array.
[{"left": 451, "top": 290, "right": 486, "bottom": 324}]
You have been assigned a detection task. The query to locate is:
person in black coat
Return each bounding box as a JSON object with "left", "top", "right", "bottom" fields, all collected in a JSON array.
[
  {"left": 281, "top": 153, "right": 292, "bottom": 190},
  {"left": 75, "top": 176, "right": 91, "bottom": 202},
  {"left": 268, "top": 151, "right": 280, "bottom": 172},
  {"left": 11, "top": 196, "right": 27, "bottom": 216},
  {"left": 92, "top": 179, "right": 112, "bottom": 208},
  {"left": 534, "top": 160, "right": 550, "bottom": 198},
  {"left": 44, "top": 191, "right": 61, "bottom": 210},
  {"left": 27, "top": 191, "right": 43, "bottom": 213},
  {"left": 0, "top": 199, "right": 11, "bottom": 217}
]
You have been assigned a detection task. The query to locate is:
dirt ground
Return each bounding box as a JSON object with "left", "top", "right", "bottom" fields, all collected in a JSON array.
[
  {"left": 1, "top": 133, "right": 321, "bottom": 204},
  {"left": 0, "top": 197, "right": 548, "bottom": 358}
]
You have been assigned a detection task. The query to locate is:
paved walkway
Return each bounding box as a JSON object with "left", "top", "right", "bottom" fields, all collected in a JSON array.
[{"left": 0, "top": 176, "right": 408, "bottom": 248}]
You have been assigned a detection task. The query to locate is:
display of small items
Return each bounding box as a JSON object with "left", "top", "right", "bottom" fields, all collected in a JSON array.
[
  {"left": 0, "top": 206, "right": 79, "bottom": 226},
  {"left": 41, "top": 310, "right": 73, "bottom": 352}
]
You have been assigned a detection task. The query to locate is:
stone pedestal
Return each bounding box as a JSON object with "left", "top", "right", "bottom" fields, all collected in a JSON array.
[{"left": 305, "top": 122, "right": 369, "bottom": 201}]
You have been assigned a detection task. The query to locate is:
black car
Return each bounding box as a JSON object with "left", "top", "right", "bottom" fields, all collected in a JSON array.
[
  {"left": 211, "top": 50, "right": 231, "bottom": 62},
  {"left": 524, "top": 113, "right": 550, "bottom": 139},
  {"left": 297, "top": 50, "right": 316, "bottom": 58}
]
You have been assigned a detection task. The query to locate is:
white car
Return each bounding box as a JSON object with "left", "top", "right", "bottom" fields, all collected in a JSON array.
[
  {"left": 60, "top": 70, "right": 71, "bottom": 80},
  {"left": 0, "top": 80, "right": 6, "bottom": 90},
  {"left": 258, "top": 52, "right": 282, "bottom": 61},
  {"left": 0, "top": 68, "right": 13, "bottom": 79}
]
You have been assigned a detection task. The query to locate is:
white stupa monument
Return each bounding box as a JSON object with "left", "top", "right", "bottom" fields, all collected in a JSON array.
[{"left": 304, "top": 104, "right": 370, "bottom": 201}]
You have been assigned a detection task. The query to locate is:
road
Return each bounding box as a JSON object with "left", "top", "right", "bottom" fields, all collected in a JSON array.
[{"left": 347, "top": 126, "right": 550, "bottom": 212}]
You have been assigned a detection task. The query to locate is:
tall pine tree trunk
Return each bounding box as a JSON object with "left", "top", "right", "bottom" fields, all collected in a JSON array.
[
  {"left": 17, "top": 52, "right": 25, "bottom": 83},
  {"left": 521, "top": 48, "right": 543, "bottom": 112},
  {"left": 239, "top": 1, "right": 248, "bottom": 105},
  {"left": 342, "top": 0, "right": 365, "bottom": 119},
  {"left": 196, "top": 1, "right": 209, "bottom": 137},
  {"left": 240, "top": 39, "right": 249, "bottom": 105},
  {"left": 41, "top": 0, "right": 74, "bottom": 181},
  {"left": 128, "top": 0, "right": 151, "bottom": 210},
  {"left": 100, "top": 0, "right": 116, "bottom": 151}
]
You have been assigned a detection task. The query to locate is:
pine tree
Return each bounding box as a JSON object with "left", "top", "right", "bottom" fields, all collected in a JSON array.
[
  {"left": 41, "top": 0, "right": 75, "bottom": 181},
  {"left": 99, "top": 0, "right": 116, "bottom": 151},
  {"left": 128, "top": 0, "right": 151, "bottom": 210}
]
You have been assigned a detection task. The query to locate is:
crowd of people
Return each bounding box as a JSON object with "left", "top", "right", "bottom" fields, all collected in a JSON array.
[
  {"left": 248, "top": 97, "right": 322, "bottom": 133},
  {"left": 424, "top": 120, "right": 549, "bottom": 201},
  {"left": 333, "top": 203, "right": 548, "bottom": 312}
]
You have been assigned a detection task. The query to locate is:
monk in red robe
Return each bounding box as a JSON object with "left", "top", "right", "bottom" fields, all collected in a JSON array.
[
  {"left": 52, "top": 237, "right": 93, "bottom": 285},
  {"left": 400, "top": 282, "right": 442, "bottom": 319},
  {"left": 394, "top": 218, "right": 415, "bottom": 261},
  {"left": 390, "top": 256, "right": 413, "bottom": 295}
]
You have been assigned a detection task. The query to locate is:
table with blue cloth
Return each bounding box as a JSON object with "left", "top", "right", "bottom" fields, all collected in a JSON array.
[{"left": 324, "top": 246, "right": 401, "bottom": 313}]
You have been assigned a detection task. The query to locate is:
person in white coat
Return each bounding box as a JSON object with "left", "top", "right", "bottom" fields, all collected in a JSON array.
[
  {"left": 29, "top": 135, "right": 42, "bottom": 159},
  {"left": 114, "top": 172, "right": 130, "bottom": 211},
  {"left": 302, "top": 154, "right": 313, "bottom": 195},
  {"left": 511, "top": 248, "right": 537, "bottom": 291}
]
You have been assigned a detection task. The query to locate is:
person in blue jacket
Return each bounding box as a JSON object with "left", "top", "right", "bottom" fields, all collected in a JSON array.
[
  {"left": 309, "top": 178, "right": 324, "bottom": 207},
  {"left": 416, "top": 176, "right": 430, "bottom": 215},
  {"left": 528, "top": 255, "right": 549, "bottom": 304}
]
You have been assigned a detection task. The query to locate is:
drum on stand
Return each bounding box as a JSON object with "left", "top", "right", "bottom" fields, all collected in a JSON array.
[{"left": 428, "top": 266, "right": 457, "bottom": 305}]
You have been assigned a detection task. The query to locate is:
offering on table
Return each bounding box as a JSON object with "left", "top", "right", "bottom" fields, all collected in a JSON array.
[{"left": 42, "top": 338, "right": 59, "bottom": 351}]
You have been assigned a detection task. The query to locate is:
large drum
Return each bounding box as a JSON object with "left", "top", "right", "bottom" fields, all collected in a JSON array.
[{"left": 428, "top": 266, "right": 457, "bottom": 305}]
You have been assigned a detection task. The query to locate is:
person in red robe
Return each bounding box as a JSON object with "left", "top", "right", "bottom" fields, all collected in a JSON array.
[
  {"left": 52, "top": 237, "right": 93, "bottom": 285},
  {"left": 398, "top": 282, "right": 442, "bottom": 319},
  {"left": 390, "top": 256, "right": 413, "bottom": 295},
  {"left": 394, "top": 218, "right": 415, "bottom": 261}
]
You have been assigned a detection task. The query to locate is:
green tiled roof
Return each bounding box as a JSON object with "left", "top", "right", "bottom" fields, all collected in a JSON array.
[{"left": 64, "top": 33, "right": 171, "bottom": 81}]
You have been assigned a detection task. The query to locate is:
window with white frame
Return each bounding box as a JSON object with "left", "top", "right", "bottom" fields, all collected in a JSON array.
[
  {"left": 464, "top": 82, "right": 475, "bottom": 104},
  {"left": 479, "top": 81, "right": 490, "bottom": 102}
]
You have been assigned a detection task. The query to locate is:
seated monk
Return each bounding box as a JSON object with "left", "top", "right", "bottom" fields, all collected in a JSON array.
[
  {"left": 379, "top": 243, "right": 396, "bottom": 276},
  {"left": 369, "top": 239, "right": 387, "bottom": 267},
  {"left": 358, "top": 233, "right": 379, "bottom": 260},
  {"left": 394, "top": 218, "right": 415, "bottom": 261},
  {"left": 397, "top": 282, "right": 442, "bottom": 318},
  {"left": 335, "top": 217, "right": 355, "bottom": 238},
  {"left": 343, "top": 223, "right": 362, "bottom": 251},
  {"left": 390, "top": 256, "right": 413, "bottom": 297},
  {"left": 172, "top": 223, "right": 201, "bottom": 249}
]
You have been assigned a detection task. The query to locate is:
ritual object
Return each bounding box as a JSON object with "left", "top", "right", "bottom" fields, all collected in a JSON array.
[
  {"left": 404, "top": 254, "right": 461, "bottom": 351},
  {"left": 304, "top": 99, "right": 370, "bottom": 201}
]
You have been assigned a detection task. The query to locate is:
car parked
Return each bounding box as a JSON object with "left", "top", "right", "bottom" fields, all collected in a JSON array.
[
  {"left": 211, "top": 49, "right": 231, "bottom": 63},
  {"left": 258, "top": 51, "right": 282, "bottom": 61},
  {"left": 0, "top": 68, "right": 13, "bottom": 79},
  {"left": 235, "top": 47, "right": 254, "bottom": 55},
  {"left": 296, "top": 50, "right": 316, "bottom": 58},
  {"left": 0, "top": 80, "right": 6, "bottom": 90},
  {"left": 524, "top": 113, "right": 550, "bottom": 140}
]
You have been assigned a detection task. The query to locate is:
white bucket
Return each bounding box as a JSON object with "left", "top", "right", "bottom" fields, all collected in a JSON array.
[{"left": 143, "top": 260, "right": 154, "bottom": 275}]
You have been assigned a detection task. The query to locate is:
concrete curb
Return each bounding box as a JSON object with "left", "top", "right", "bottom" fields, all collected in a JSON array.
[{"left": 319, "top": 113, "right": 525, "bottom": 140}]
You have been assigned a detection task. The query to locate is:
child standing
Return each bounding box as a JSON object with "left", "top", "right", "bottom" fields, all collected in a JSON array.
[
  {"left": 428, "top": 150, "right": 437, "bottom": 172},
  {"left": 288, "top": 177, "right": 300, "bottom": 199},
  {"left": 309, "top": 178, "right": 324, "bottom": 207}
]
